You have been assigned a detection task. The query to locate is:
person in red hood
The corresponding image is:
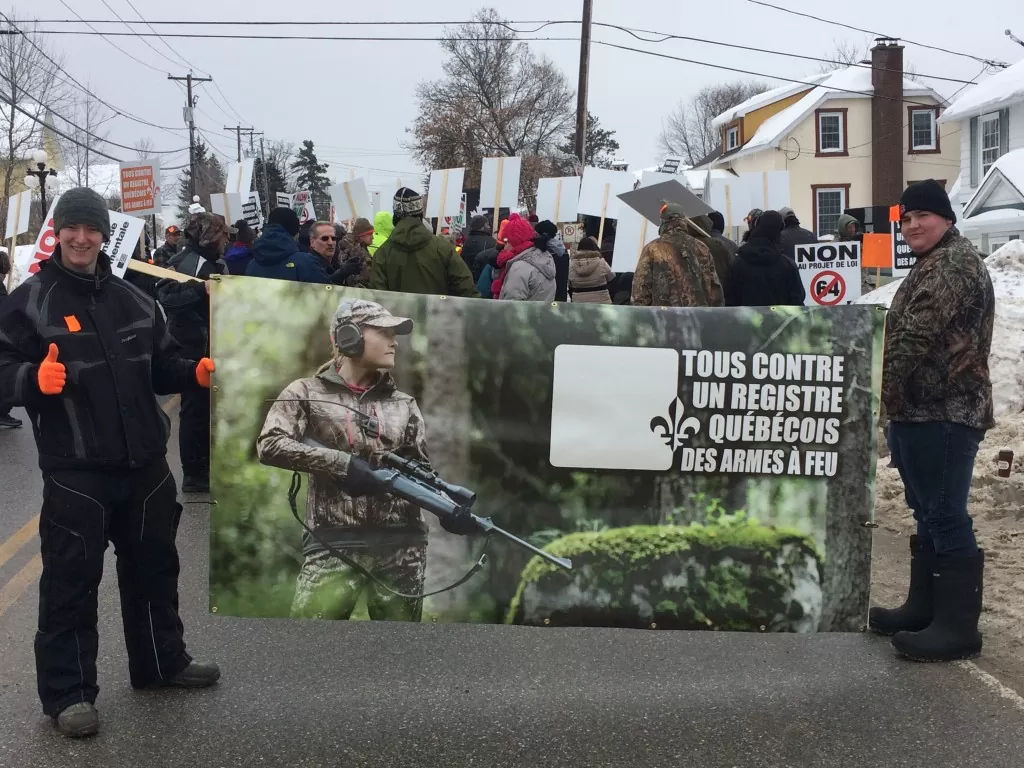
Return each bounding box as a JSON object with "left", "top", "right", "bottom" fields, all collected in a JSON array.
[{"left": 490, "top": 214, "right": 537, "bottom": 298}]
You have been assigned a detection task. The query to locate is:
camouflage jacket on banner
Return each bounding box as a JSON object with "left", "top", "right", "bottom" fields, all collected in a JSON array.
[
  {"left": 256, "top": 364, "right": 430, "bottom": 532},
  {"left": 631, "top": 219, "right": 725, "bottom": 308},
  {"left": 882, "top": 227, "right": 995, "bottom": 430}
]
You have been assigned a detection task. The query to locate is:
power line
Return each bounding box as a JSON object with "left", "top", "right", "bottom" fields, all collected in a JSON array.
[
  {"left": 0, "top": 89, "right": 123, "bottom": 162},
  {"left": 54, "top": 0, "right": 168, "bottom": 74},
  {"left": 745, "top": 0, "right": 1009, "bottom": 69},
  {"left": 28, "top": 18, "right": 573, "bottom": 27},
  {"left": 33, "top": 29, "right": 580, "bottom": 43},
  {"left": 121, "top": 0, "right": 198, "bottom": 71},
  {"left": 96, "top": 0, "right": 183, "bottom": 70},
  {"left": 0, "top": 12, "right": 186, "bottom": 135}
]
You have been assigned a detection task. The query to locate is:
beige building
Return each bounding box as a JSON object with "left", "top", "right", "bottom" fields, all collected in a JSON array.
[{"left": 710, "top": 40, "right": 959, "bottom": 238}]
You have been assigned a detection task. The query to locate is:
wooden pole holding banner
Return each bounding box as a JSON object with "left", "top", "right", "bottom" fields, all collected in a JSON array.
[
  {"left": 724, "top": 185, "right": 732, "bottom": 230},
  {"left": 638, "top": 218, "right": 648, "bottom": 262},
  {"left": 343, "top": 182, "right": 358, "bottom": 227},
  {"left": 126, "top": 258, "right": 200, "bottom": 283},
  {"left": 553, "top": 178, "right": 563, "bottom": 223},
  {"left": 435, "top": 170, "right": 450, "bottom": 236},
  {"left": 492, "top": 158, "right": 505, "bottom": 235},
  {"left": 762, "top": 172, "right": 769, "bottom": 211},
  {"left": 6, "top": 192, "right": 23, "bottom": 292},
  {"left": 597, "top": 183, "right": 609, "bottom": 247}
]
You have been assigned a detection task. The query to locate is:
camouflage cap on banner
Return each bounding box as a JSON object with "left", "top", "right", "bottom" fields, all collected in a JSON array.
[{"left": 330, "top": 299, "right": 414, "bottom": 347}]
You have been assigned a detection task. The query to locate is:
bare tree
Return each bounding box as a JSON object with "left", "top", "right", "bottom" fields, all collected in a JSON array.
[
  {"left": 819, "top": 37, "right": 919, "bottom": 80},
  {"left": 0, "top": 14, "right": 70, "bottom": 230},
  {"left": 264, "top": 140, "right": 297, "bottom": 188},
  {"left": 408, "top": 7, "right": 575, "bottom": 202},
  {"left": 59, "top": 85, "right": 115, "bottom": 189},
  {"left": 658, "top": 81, "right": 769, "bottom": 166},
  {"left": 134, "top": 137, "right": 154, "bottom": 160}
]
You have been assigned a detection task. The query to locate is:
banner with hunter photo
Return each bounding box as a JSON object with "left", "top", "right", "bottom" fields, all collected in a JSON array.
[{"left": 209, "top": 278, "right": 884, "bottom": 632}]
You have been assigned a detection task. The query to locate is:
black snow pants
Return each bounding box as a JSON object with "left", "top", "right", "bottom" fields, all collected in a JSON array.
[
  {"left": 178, "top": 387, "right": 210, "bottom": 480},
  {"left": 34, "top": 458, "right": 192, "bottom": 716}
]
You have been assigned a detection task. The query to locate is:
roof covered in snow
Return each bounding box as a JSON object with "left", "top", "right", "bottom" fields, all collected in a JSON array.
[
  {"left": 963, "top": 148, "right": 1024, "bottom": 219},
  {"left": 712, "top": 65, "right": 941, "bottom": 165},
  {"left": 938, "top": 58, "right": 1024, "bottom": 123}
]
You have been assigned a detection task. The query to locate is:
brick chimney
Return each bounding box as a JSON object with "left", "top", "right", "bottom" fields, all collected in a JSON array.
[{"left": 871, "top": 38, "right": 905, "bottom": 206}]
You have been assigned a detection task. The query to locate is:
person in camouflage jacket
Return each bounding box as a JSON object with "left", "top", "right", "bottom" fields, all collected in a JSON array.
[
  {"left": 870, "top": 179, "right": 994, "bottom": 665},
  {"left": 631, "top": 202, "right": 724, "bottom": 308},
  {"left": 256, "top": 299, "right": 470, "bottom": 622},
  {"left": 337, "top": 218, "right": 375, "bottom": 287}
]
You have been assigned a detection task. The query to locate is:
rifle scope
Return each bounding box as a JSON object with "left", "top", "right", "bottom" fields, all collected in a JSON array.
[{"left": 380, "top": 453, "right": 477, "bottom": 508}]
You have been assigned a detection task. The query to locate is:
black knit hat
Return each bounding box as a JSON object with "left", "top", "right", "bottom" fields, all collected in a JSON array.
[
  {"left": 535, "top": 219, "right": 558, "bottom": 239},
  {"left": 53, "top": 187, "right": 111, "bottom": 242},
  {"left": 577, "top": 237, "right": 601, "bottom": 252},
  {"left": 900, "top": 179, "right": 956, "bottom": 224},
  {"left": 393, "top": 187, "right": 424, "bottom": 220},
  {"left": 268, "top": 206, "right": 301, "bottom": 236}
]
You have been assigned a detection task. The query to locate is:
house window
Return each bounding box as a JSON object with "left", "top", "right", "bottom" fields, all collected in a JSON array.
[
  {"left": 813, "top": 185, "right": 850, "bottom": 237},
  {"left": 909, "top": 107, "right": 939, "bottom": 152},
  {"left": 726, "top": 126, "right": 739, "bottom": 151},
  {"left": 816, "top": 109, "right": 847, "bottom": 155},
  {"left": 981, "top": 112, "right": 1002, "bottom": 177}
]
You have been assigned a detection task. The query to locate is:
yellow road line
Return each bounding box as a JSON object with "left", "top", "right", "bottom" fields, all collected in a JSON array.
[
  {"left": 0, "top": 554, "right": 41, "bottom": 618},
  {"left": 0, "top": 515, "right": 39, "bottom": 569}
]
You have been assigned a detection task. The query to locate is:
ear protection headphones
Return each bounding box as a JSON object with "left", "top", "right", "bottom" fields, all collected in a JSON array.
[{"left": 335, "top": 321, "right": 364, "bottom": 358}]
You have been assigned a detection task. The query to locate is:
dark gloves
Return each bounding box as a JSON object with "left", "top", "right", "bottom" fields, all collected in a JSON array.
[
  {"left": 330, "top": 259, "right": 363, "bottom": 285},
  {"left": 439, "top": 509, "right": 479, "bottom": 536},
  {"left": 342, "top": 456, "right": 383, "bottom": 497}
]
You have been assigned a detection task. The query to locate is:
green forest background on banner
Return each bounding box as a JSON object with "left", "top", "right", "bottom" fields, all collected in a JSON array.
[{"left": 209, "top": 277, "right": 885, "bottom": 630}]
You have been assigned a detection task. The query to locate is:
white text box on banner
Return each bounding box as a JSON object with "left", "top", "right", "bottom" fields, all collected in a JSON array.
[
  {"left": 105, "top": 211, "right": 147, "bottom": 278},
  {"left": 794, "top": 241, "right": 862, "bottom": 306},
  {"left": 535, "top": 177, "right": 581, "bottom": 223},
  {"left": 479, "top": 156, "right": 523, "bottom": 210},
  {"left": 425, "top": 168, "right": 465, "bottom": 221}
]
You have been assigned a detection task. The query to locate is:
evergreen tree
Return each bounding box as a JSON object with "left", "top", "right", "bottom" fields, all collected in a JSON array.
[
  {"left": 254, "top": 154, "right": 289, "bottom": 213},
  {"left": 176, "top": 140, "right": 227, "bottom": 223},
  {"left": 556, "top": 111, "right": 620, "bottom": 171},
  {"left": 289, "top": 139, "right": 332, "bottom": 219}
]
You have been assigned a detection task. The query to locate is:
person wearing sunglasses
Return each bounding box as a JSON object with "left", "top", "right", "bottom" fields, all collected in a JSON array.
[
  {"left": 246, "top": 207, "right": 330, "bottom": 285},
  {"left": 308, "top": 220, "right": 365, "bottom": 286}
]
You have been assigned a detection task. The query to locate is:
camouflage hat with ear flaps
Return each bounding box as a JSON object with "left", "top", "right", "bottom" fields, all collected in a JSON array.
[{"left": 184, "top": 212, "right": 232, "bottom": 247}]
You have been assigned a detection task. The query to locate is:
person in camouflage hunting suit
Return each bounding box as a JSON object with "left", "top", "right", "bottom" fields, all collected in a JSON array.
[
  {"left": 870, "top": 179, "right": 995, "bottom": 664},
  {"left": 256, "top": 299, "right": 461, "bottom": 621},
  {"left": 631, "top": 202, "right": 724, "bottom": 308}
]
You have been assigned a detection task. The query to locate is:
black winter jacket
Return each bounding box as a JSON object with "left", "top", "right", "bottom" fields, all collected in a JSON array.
[
  {"left": 157, "top": 242, "right": 225, "bottom": 356},
  {"left": 725, "top": 237, "right": 806, "bottom": 308},
  {"left": 462, "top": 231, "right": 496, "bottom": 278},
  {"left": 0, "top": 248, "right": 200, "bottom": 471},
  {"left": 779, "top": 221, "right": 818, "bottom": 262}
]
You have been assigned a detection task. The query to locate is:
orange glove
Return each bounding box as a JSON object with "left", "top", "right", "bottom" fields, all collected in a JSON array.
[
  {"left": 37, "top": 343, "right": 66, "bottom": 395},
  {"left": 195, "top": 357, "right": 215, "bottom": 388}
]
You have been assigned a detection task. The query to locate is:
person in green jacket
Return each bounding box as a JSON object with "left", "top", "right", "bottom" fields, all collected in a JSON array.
[
  {"left": 368, "top": 209, "right": 393, "bottom": 256},
  {"left": 369, "top": 187, "right": 479, "bottom": 298}
]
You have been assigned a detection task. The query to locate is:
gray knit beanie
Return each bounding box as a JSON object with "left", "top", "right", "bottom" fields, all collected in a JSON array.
[{"left": 53, "top": 188, "right": 111, "bottom": 242}]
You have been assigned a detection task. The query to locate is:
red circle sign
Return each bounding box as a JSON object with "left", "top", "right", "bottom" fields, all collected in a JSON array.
[{"left": 811, "top": 270, "right": 845, "bottom": 306}]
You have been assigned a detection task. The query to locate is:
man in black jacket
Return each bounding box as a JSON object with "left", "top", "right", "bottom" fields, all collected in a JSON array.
[
  {"left": 157, "top": 212, "right": 230, "bottom": 492},
  {"left": 461, "top": 215, "right": 496, "bottom": 280},
  {"left": 778, "top": 207, "right": 817, "bottom": 262},
  {"left": 0, "top": 188, "right": 221, "bottom": 738}
]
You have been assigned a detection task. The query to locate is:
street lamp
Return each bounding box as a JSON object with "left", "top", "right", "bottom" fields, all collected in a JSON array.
[{"left": 24, "top": 149, "right": 59, "bottom": 215}]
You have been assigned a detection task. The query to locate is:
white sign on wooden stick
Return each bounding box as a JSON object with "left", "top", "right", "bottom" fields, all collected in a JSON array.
[
  {"left": 209, "top": 192, "right": 244, "bottom": 225},
  {"left": 578, "top": 167, "right": 635, "bottom": 220},
  {"left": 225, "top": 159, "right": 255, "bottom": 197},
  {"left": 611, "top": 207, "right": 658, "bottom": 274},
  {"left": 480, "top": 156, "right": 522, "bottom": 210},
  {"left": 536, "top": 176, "right": 581, "bottom": 223},
  {"left": 5, "top": 190, "right": 31, "bottom": 239},
  {"left": 330, "top": 178, "right": 370, "bottom": 222},
  {"left": 425, "top": 168, "right": 465, "bottom": 221},
  {"left": 708, "top": 171, "right": 789, "bottom": 227}
]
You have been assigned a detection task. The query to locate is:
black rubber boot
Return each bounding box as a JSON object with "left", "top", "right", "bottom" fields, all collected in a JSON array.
[
  {"left": 54, "top": 702, "right": 100, "bottom": 738},
  {"left": 892, "top": 549, "right": 984, "bottom": 662},
  {"left": 869, "top": 534, "right": 934, "bottom": 636},
  {"left": 149, "top": 660, "right": 221, "bottom": 688}
]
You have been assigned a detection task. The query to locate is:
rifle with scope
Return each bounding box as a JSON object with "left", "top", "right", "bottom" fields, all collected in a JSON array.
[{"left": 351, "top": 452, "right": 573, "bottom": 573}]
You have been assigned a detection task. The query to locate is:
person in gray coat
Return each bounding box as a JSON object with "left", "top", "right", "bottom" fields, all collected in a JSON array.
[{"left": 497, "top": 216, "right": 557, "bottom": 301}]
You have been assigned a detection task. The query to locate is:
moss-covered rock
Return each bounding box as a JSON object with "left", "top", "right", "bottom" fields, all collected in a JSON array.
[{"left": 505, "top": 523, "right": 824, "bottom": 632}]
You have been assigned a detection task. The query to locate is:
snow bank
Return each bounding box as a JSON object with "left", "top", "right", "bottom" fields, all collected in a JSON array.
[{"left": 856, "top": 240, "right": 1024, "bottom": 417}]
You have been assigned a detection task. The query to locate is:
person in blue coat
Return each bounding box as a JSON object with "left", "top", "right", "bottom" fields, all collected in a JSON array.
[{"left": 246, "top": 207, "right": 330, "bottom": 284}]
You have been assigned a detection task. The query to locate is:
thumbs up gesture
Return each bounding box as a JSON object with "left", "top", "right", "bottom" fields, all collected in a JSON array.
[{"left": 38, "top": 343, "right": 66, "bottom": 396}]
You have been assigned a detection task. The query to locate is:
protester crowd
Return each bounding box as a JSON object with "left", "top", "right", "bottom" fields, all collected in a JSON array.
[{"left": 0, "top": 176, "right": 995, "bottom": 739}]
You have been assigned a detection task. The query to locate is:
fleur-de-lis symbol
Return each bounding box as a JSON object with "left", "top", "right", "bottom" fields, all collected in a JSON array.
[{"left": 650, "top": 397, "right": 702, "bottom": 449}]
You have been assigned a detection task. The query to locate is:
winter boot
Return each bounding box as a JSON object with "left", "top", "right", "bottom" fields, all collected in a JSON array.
[
  {"left": 149, "top": 660, "right": 221, "bottom": 689},
  {"left": 54, "top": 702, "right": 100, "bottom": 738},
  {"left": 892, "top": 549, "right": 984, "bottom": 662},
  {"left": 868, "top": 534, "right": 934, "bottom": 636},
  {"left": 181, "top": 474, "right": 209, "bottom": 493},
  {"left": 0, "top": 412, "right": 21, "bottom": 428}
]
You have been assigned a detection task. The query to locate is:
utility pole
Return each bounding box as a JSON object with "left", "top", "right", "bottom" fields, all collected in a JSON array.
[
  {"left": 168, "top": 72, "right": 212, "bottom": 198},
  {"left": 224, "top": 124, "right": 254, "bottom": 163},
  {"left": 574, "top": 0, "right": 593, "bottom": 166},
  {"left": 258, "top": 134, "right": 271, "bottom": 210}
]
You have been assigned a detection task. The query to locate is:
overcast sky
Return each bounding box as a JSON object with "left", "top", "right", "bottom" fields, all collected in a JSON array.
[{"left": 9, "top": 0, "right": 1023, "bottom": 195}]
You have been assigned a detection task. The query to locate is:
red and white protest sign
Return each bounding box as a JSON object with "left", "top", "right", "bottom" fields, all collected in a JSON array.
[
  {"left": 119, "top": 160, "right": 161, "bottom": 216},
  {"left": 794, "top": 241, "right": 861, "bottom": 307}
]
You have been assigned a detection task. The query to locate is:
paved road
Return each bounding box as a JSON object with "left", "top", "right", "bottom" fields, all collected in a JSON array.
[{"left": 1, "top": 403, "right": 1024, "bottom": 767}]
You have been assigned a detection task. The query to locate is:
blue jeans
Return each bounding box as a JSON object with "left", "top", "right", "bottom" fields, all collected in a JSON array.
[{"left": 887, "top": 421, "right": 981, "bottom": 555}]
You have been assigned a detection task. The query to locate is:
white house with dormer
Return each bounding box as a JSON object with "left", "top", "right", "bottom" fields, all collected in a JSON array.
[{"left": 938, "top": 57, "right": 1024, "bottom": 252}]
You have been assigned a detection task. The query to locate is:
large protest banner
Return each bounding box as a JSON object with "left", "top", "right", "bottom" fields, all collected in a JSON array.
[{"left": 209, "top": 279, "right": 884, "bottom": 633}]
